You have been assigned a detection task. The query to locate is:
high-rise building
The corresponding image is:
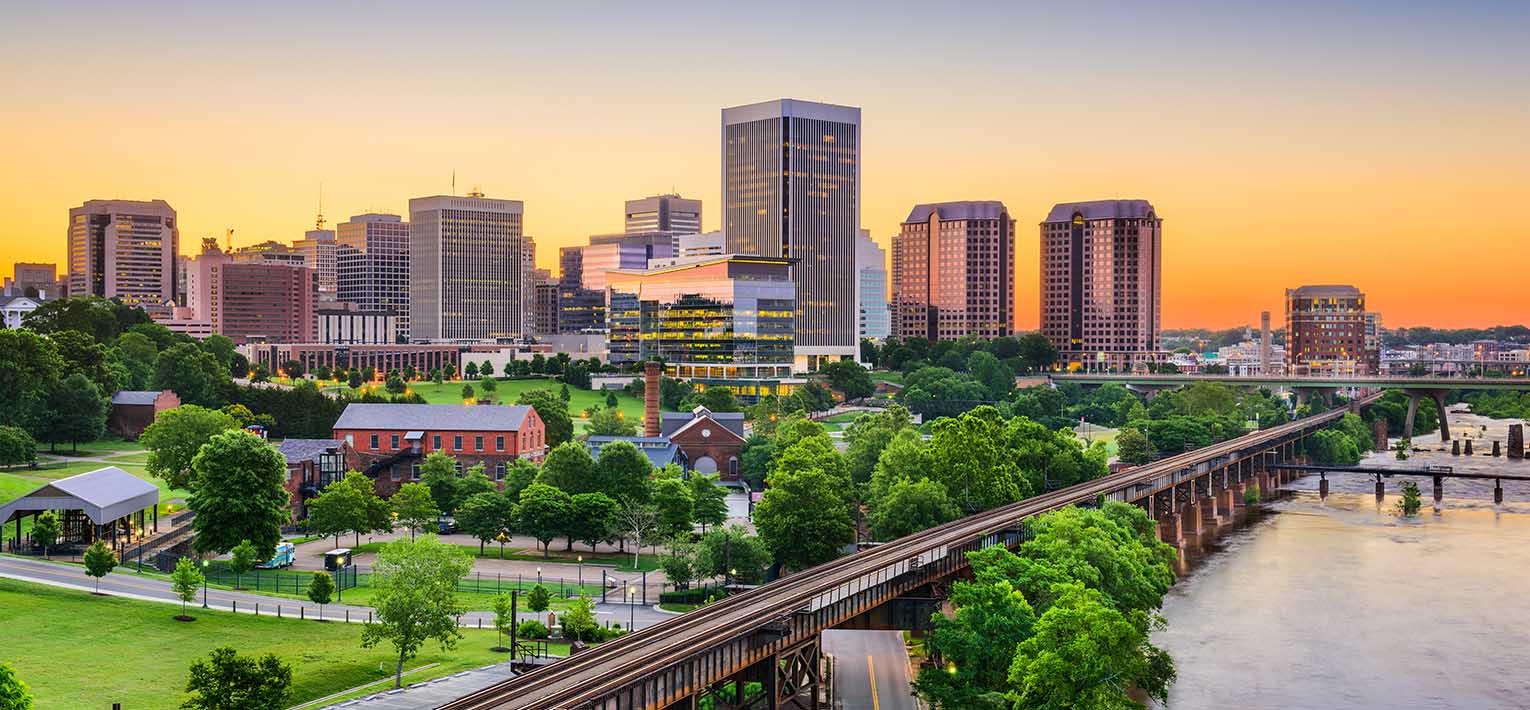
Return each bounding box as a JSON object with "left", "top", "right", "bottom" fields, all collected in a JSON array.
[
  {"left": 557, "top": 246, "right": 605, "bottom": 334},
  {"left": 188, "top": 240, "right": 317, "bottom": 344},
  {"left": 67, "top": 199, "right": 179, "bottom": 309},
  {"left": 892, "top": 202, "right": 1014, "bottom": 341},
  {"left": 1040, "top": 200, "right": 1163, "bottom": 371},
  {"left": 856, "top": 230, "right": 890, "bottom": 342},
  {"left": 1285, "top": 284, "right": 1378, "bottom": 375},
  {"left": 337, "top": 213, "right": 410, "bottom": 339},
  {"left": 6, "top": 263, "right": 60, "bottom": 300},
  {"left": 408, "top": 193, "right": 531, "bottom": 341},
  {"left": 293, "top": 216, "right": 339, "bottom": 303},
  {"left": 533, "top": 270, "right": 559, "bottom": 336},
  {"left": 674, "top": 231, "right": 725, "bottom": 259},
  {"left": 625, "top": 194, "right": 701, "bottom": 235},
  {"left": 722, "top": 98, "right": 860, "bottom": 370}
]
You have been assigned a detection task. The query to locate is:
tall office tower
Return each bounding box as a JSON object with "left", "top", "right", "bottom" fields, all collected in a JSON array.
[
  {"left": 856, "top": 230, "right": 890, "bottom": 341},
  {"left": 520, "top": 236, "right": 539, "bottom": 338},
  {"left": 408, "top": 193, "right": 530, "bottom": 341},
  {"left": 1259, "top": 311, "right": 1274, "bottom": 374},
  {"left": 187, "top": 239, "right": 316, "bottom": 344},
  {"left": 557, "top": 246, "right": 605, "bottom": 333},
  {"left": 722, "top": 98, "right": 860, "bottom": 370},
  {"left": 892, "top": 202, "right": 1014, "bottom": 341},
  {"left": 1285, "top": 285, "right": 1378, "bottom": 375},
  {"left": 185, "top": 237, "right": 229, "bottom": 321},
  {"left": 533, "top": 270, "right": 559, "bottom": 336},
  {"left": 293, "top": 215, "right": 339, "bottom": 303},
  {"left": 1040, "top": 200, "right": 1163, "bottom": 371},
  {"left": 67, "top": 199, "right": 179, "bottom": 309},
  {"left": 336, "top": 213, "right": 411, "bottom": 339},
  {"left": 625, "top": 194, "right": 702, "bottom": 235}
]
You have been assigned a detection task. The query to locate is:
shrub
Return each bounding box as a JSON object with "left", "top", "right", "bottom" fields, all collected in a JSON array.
[
  {"left": 659, "top": 586, "right": 724, "bottom": 605},
  {"left": 516, "top": 620, "right": 550, "bottom": 639},
  {"left": 1242, "top": 485, "right": 1260, "bottom": 505}
]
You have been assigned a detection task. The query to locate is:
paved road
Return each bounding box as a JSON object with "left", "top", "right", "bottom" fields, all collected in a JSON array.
[
  {"left": 823, "top": 630, "right": 920, "bottom": 710},
  {"left": 0, "top": 554, "right": 672, "bottom": 629}
]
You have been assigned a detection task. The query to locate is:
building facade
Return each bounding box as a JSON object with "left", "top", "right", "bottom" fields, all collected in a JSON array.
[
  {"left": 855, "top": 230, "right": 890, "bottom": 342},
  {"left": 1285, "top": 284, "right": 1379, "bottom": 375},
  {"left": 722, "top": 99, "right": 860, "bottom": 370},
  {"left": 243, "top": 342, "right": 462, "bottom": 378},
  {"left": 337, "top": 213, "right": 411, "bottom": 339},
  {"left": 1040, "top": 200, "right": 1163, "bottom": 371},
  {"left": 605, "top": 255, "right": 796, "bottom": 400},
  {"left": 7, "top": 263, "right": 61, "bottom": 299},
  {"left": 625, "top": 194, "right": 701, "bottom": 235},
  {"left": 332, "top": 403, "right": 548, "bottom": 496},
  {"left": 217, "top": 263, "right": 319, "bottom": 344},
  {"left": 409, "top": 194, "right": 532, "bottom": 341},
  {"left": 67, "top": 199, "right": 179, "bottom": 309},
  {"left": 292, "top": 222, "right": 339, "bottom": 303},
  {"left": 892, "top": 202, "right": 1013, "bottom": 341},
  {"left": 318, "top": 307, "right": 398, "bottom": 345}
]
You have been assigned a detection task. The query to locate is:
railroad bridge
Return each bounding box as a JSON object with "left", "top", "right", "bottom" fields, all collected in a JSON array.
[{"left": 439, "top": 397, "right": 1378, "bottom": 710}]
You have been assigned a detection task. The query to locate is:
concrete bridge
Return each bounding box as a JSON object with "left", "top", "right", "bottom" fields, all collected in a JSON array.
[
  {"left": 1050, "top": 373, "right": 1530, "bottom": 442},
  {"left": 437, "top": 397, "right": 1378, "bottom": 710}
]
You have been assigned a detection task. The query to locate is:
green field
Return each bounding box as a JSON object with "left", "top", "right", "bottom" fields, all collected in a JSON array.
[
  {"left": 35, "top": 437, "right": 145, "bottom": 455},
  {"left": 0, "top": 577, "right": 537, "bottom": 710},
  {"left": 350, "top": 541, "right": 662, "bottom": 573},
  {"left": 339, "top": 378, "right": 646, "bottom": 431}
]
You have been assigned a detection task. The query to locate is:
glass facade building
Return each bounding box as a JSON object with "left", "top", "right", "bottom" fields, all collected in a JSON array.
[
  {"left": 856, "top": 229, "right": 890, "bottom": 341},
  {"left": 67, "top": 199, "right": 179, "bottom": 310},
  {"left": 722, "top": 99, "right": 860, "bottom": 370}
]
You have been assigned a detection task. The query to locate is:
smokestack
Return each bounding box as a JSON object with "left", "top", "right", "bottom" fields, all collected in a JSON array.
[
  {"left": 1260, "top": 311, "right": 1272, "bottom": 374},
  {"left": 644, "top": 361, "right": 661, "bottom": 437}
]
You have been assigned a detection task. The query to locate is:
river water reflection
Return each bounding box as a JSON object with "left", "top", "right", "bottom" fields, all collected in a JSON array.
[{"left": 1154, "top": 409, "right": 1530, "bottom": 709}]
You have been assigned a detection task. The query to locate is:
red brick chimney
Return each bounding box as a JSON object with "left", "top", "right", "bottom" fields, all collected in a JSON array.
[{"left": 644, "top": 361, "right": 661, "bottom": 437}]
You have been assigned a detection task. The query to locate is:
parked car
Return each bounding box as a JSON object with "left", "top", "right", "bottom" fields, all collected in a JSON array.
[{"left": 437, "top": 516, "right": 460, "bottom": 535}]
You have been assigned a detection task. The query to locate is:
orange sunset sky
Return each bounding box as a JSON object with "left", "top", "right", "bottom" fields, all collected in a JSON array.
[{"left": 2, "top": 2, "right": 1526, "bottom": 329}]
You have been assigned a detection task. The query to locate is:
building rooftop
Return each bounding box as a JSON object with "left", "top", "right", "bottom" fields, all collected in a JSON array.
[
  {"left": 0, "top": 467, "right": 160, "bottom": 526},
  {"left": 1288, "top": 284, "right": 1364, "bottom": 297},
  {"left": 661, "top": 407, "right": 746, "bottom": 438},
  {"left": 586, "top": 436, "right": 687, "bottom": 468},
  {"left": 276, "top": 438, "right": 343, "bottom": 464},
  {"left": 1044, "top": 200, "right": 1157, "bottom": 223},
  {"left": 333, "top": 404, "right": 536, "bottom": 432},
  {"left": 110, "top": 390, "right": 166, "bottom": 406},
  {"left": 904, "top": 201, "right": 1008, "bottom": 223}
]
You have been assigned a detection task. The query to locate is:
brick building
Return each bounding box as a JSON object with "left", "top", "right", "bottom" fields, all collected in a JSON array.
[
  {"left": 107, "top": 390, "right": 180, "bottom": 439},
  {"left": 1285, "top": 284, "right": 1379, "bottom": 375},
  {"left": 661, "top": 406, "right": 746, "bottom": 481},
  {"left": 332, "top": 403, "right": 548, "bottom": 498},
  {"left": 892, "top": 201, "right": 1015, "bottom": 341},
  {"left": 276, "top": 438, "right": 353, "bottom": 520}
]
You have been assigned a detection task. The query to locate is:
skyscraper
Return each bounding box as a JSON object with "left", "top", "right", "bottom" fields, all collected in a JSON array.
[
  {"left": 856, "top": 230, "right": 890, "bottom": 342},
  {"left": 625, "top": 194, "right": 701, "bottom": 235},
  {"left": 408, "top": 193, "right": 531, "bottom": 341},
  {"left": 1040, "top": 200, "right": 1163, "bottom": 371},
  {"left": 1285, "top": 284, "right": 1378, "bottom": 375},
  {"left": 892, "top": 202, "right": 1014, "bottom": 341},
  {"left": 337, "top": 213, "right": 411, "bottom": 339},
  {"left": 722, "top": 98, "right": 860, "bottom": 370},
  {"left": 186, "top": 239, "right": 316, "bottom": 344},
  {"left": 292, "top": 217, "right": 339, "bottom": 303},
  {"left": 67, "top": 199, "right": 179, "bottom": 309}
]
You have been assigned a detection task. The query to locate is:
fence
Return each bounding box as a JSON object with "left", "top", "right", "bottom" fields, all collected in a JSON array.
[{"left": 148, "top": 551, "right": 359, "bottom": 592}]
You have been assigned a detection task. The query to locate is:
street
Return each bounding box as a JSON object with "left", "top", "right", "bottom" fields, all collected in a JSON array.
[{"left": 823, "top": 630, "right": 920, "bottom": 710}]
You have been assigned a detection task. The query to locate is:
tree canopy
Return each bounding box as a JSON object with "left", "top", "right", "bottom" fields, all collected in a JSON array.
[{"left": 187, "top": 430, "right": 290, "bottom": 559}]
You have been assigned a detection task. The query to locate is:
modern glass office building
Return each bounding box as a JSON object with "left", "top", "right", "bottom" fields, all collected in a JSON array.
[
  {"left": 67, "top": 199, "right": 179, "bottom": 310},
  {"left": 605, "top": 255, "right": 796, "bottom": 400},
  {"left": 722, "top": 99, "right": 860, "bottom": 371}
]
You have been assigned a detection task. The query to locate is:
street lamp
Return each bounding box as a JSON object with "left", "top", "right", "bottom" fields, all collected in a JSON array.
[
  {"left": 201, "top": 559, "right": 209, "bottom": 608},
  {"left": 577, "top": 555, "right": 583, "bottom": 588},
  {"left": 536, "top": 566, "right": 543, "bottom": 585},
  {"left": 628, "top": 586, "right": 637, "bottom": 630}
]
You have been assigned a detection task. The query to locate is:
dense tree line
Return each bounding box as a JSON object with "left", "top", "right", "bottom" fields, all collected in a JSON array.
[
  {"left": 863, "top": 333, "right": 1058, "bottom": 376},
  {"left": 1383, "top": 325, "right": 1530, "bottom": 346}
]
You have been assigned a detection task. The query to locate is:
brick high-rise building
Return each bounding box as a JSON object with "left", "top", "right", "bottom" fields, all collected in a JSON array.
[
  {"left": 892, "top": 202, "right": 1014, "bottom": 341},
  {"left": 337, "top": 213, "right": 411, "bottom": 339},
  {"left": 1285, "top": 284, "right": 1378, "bottom": 375},
  {"left": 1040, "top": 200, "right": 1163, "bottom": 371},
  {"left": 67, "top": 199, "right": 179, "bottom": 309},
  {"left": 408, "top": 193, "right": 531, "bottom": 341},
  {"left": 188, "top": 241, "right": 317, "bottom": 344}
]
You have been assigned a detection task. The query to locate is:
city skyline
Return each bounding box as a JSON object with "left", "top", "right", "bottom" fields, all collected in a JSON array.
[{"left": 2, "top": 2, "right": 1527, "bottom": 328}]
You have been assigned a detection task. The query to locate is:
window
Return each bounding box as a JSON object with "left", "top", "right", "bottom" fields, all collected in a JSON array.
[
  {"left": 369, "top": 434, "right": 379, "bottom": 450},
  {"left": 345, "top": 434, "right": 354, "bottom": 446},
  {"left": 433, "top": 434, "right": 442, "bottom": 450},
  {"left": 454, "top": 435, "right": 463, "bottom": 450},
  {"left": 495, "top": 462, "right": 507, "bottom": 480},
  {"left": 475, "top": 436, "right": 484, "bottom": 451},
  {"left": 390, "top": 434, "right": 400, "bottom": 450},
  {"left": 410, "top": 464, "right": 420, "bottom": 480},
  {"left": 496, "top": 436, "right": 505, "bottom": 452}
]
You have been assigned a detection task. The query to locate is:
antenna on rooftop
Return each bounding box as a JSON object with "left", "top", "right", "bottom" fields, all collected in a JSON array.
[
  {"left": 315, "top": 182, "right": 326, "bottom": 231},
  {"left": 452, "top": 170, "right": 457, "bottom": 196}
]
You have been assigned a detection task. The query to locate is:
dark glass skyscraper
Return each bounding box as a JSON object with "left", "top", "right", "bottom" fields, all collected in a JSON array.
[{"left": 722, "top": 99, "right": 860, "bottom": 371}]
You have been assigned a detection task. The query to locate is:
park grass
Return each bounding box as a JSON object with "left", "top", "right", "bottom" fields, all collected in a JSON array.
[
  {"left": 0, "top": 576, "right": 524, "bottom": 710},
  {"left": 37, "top": 437, "right": 145, "bottom": 455},
  {"left": 350, "top": 541, "right": 663, "bottom": 573}
]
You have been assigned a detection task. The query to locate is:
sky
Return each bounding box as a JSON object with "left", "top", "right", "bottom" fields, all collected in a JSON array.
[{"left": 1, "top": 1, "right": 1526, "bottom": 329}]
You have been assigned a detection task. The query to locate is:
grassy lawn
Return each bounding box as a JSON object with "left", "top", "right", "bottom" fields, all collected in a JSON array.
[
  {"left": 351, "top": 541, "right": 663, "bottom": 573},
  {"left": 0, "top": 577, "right": 528, "bottom": 710},
  {"left": 822, "top": 412, "right": 865, "bottom": 424},
  {"left": 37, "top": 437, "right": 145, "bottom": 455}
]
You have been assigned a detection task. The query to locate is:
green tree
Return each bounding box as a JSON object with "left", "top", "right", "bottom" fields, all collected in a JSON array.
[
  {"left": 306, "top": 571, "right": 334, "bottom": 618},
  {"left": 914, "top": 577, "right": 1036, "bottom": 709},
  {"left": 821, "top": 360, "right": 875, "bottom": 400},
  {"left": 501, "top": 458, "right": 540, "bottom": 502},
  {"left": 0, "top": 661, "right": 33, "bottom": 710},
  {"left": 537, "top": 441, "right": 596, "bottom": 494},
  {"left": 33, "top": 373, "right": 107, "bottom": 452},
  {"left": 586, "top": 406, "right": 637, "bottom": 436},
  {"left": 1016, "top": 332, "right": 1058, "bottom": 373},
  {"left": 228, "top": 539, "right": 258, "bottom": 589},
  {"left": 1117, "top": 427, "right": 1152, "bottom": 465},
  {"left": 31, "top": 511, "right": 60, "bottom": 559},
  {"left": 660, "top": 541, "right": 698, "bottom": 589},
  {"left": 50, "top": 329, "right": 118, "bottom": 394},
  {"left": 616, "top": 496, "right": 660, "bottom": 568},
  {"left": 456, "top": 491, "right": 515, "bottom": 555},
  {"left": 567, "top": 492, "right": 619, "bottom": 551},
  {"left": 418, "top": 451, "right": 462, "bottom": 513},
  {"left": 515, "top": 482, "right": 572, "bottom": 556},
  {"left": 491, "top": 593, "right": 515, "bottom": 651},
  {"left": 772, "top": 435, "right": 848, "bottom": 488},
  {"left": 754, "top": 467, "right": 854, "bottom": 571},
  {"left": 480, "top": 360, "right": 495, "bottom": 377},
  {"left": 526, "top": 583, "right": 552, "bottom": 613},
  {"left": 517, "top": 389, "right": 574, "bottom": 447},
  {"left": 182, "top": 646, "right": 293, "bottom": 710},
  {"left": 1006, "top": 503, "right": 1176, "bottom": 614},
  {"left": 153, "top": 342, "right": 229, "bottom": 407},
  {"left": 591, "top": 439, "right": 652, "bottom": 503},
  {"left": 738, "top": 435, "right": 778, "bottom": 490},
  {"left": 465, "top": 362, "right": 479, "bottom": 379},
  {"left": 188, "top": 431, "right": 289, "bottom": 559},
  {"left": 605, "top": 390, "right": 619, "bottom": 408},
  {"left": 219, "top": 403, "right": 255, "bottom": 427},
  {"left": 362, "top": 536, "right": 473, "bottom": 688},
  {"left": 689, "top": 474, "right": 729, "bottom": 533},
  {"left": 0, "top": 426, "right": 37, "bottom": 469},
  {"left": 843, "top": 406, "right": 911, "bottom": 485},
  {"left": 82, "top": 539, "right": 117, "bottom": 593},
  {"left": 171, "top": 556, "right": 204, "bottom": 619},
  {"left": 461, "top": 383, "right": 475, "bottom": 400},
  {"left": 562, "top": 594, "right": 599, "bottom": 642},
  {"left": 385, "top": 373, "right": 406, "bottom": 394},
  {"left": 1306, "top": 429, "right": 1362, "bottom": 465},
  {"left": 479, "top": 376, "right": 497, "bottom": 394},
  {"left": 348, "top": 370, "right": 364, "bottom": 389},
  {"left": 1397, "top": 481, "right": 1423, "bottom": 516},
  {"left": 141, "top": 405, "right": 241, "bottom": 491},
  {"left": 390, "top": 482, "right": 440, "bottom": 539},
  {"left": 1006, "top": 583, "right": 1174, "bottom": 709},
  {"left": 869, "top": 478, "right": 960, "bottom": 541},
  {"left": 0, "top": 329, "right": 64, "bottom": 434},
  {"left": 652, "top": 477, "right": 694, "bottom": 538},
  {"left": 966, "top": 350, "right": 1015, "bottom": 401},
  {"left": 696, "top": 524, "right": 772, "bottom": 584}
]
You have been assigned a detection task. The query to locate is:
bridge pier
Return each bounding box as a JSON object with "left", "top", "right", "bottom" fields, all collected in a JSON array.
[
  {"left": 1496, "top": 481, "right": 1504, "bottom": 505},
  {"left": 1511, "top": 424, "right": 1525, "bottom": 459},
  {"left": 1403, "top": 389, "right": 1451, "bottom": 441},
  {"left": 1375, "top": 476, "right": 1385, "bottom": 503},
  {"left": 1159, "top": 510, "right": 1183, "bottom": 546},
  {"left": 1220, "top": 486, "right": 1236, "bottom": 516},
  {"left": 1202, "top": 494, "right": 1222, "bottom": 527},
  {"left": 1373, "top": 417, "right": 1390, "bottom": 452},
  {"left": 1465, "top": 439, "right": 1474, "bottom": 456},
  {"left": 1319, "top": 475, "right": 1329, "bottom": 499},
  {"left": 1433, "top": 475, "right": 1444, "bottom": 512}
]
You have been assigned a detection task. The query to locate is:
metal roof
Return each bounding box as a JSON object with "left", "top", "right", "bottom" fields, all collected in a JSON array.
[
  {"left": 586, "top": 436, "right": 686, "bottom": 469},
  {"left": 661, "top": 409, "right": 746, "bottom": 438},
  {"left": 111, "top": 390, "right": 164, "bottom": 406},
  {"left": 904, "top": 201, "right": 1008, "bottom": 223},
  {"left": 1044, "top": 199, "right": 1157, "bottom": 223},
  {"left": 0, "top": 466, "right": 160, "bottom": 525},
  {"left": 333, "top": 403, "right": 535, "bottom": 432},
  {"left": 276, "top": 438, "right": 343, "bottom": 464}
]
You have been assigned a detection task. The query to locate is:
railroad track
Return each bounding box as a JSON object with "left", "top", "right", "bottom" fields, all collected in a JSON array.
[{"left": 442, "top": 398, "right": 1372, "bottom": 710}]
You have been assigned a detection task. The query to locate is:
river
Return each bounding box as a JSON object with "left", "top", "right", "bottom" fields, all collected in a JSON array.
[{"left": 1154, "top": 407, "right": 1530, "bottom": 709}]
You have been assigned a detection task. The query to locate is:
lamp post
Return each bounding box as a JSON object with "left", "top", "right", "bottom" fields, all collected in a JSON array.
[
  {"left": 628, "top": 586, "right": 637, "bottom": 630},
  {"left": 536, "top": 566, "right": 543, "bottom": 586},
  {"left": 201, "top": 559, "right": 209, "bottom": 608},
  {"left": 577, "top": 555, "right": 583, "bottom": 588}
]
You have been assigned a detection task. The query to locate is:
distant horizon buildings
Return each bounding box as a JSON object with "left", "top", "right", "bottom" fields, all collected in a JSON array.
[
  {"left": 337, "top": 213, "right": 411, "bottom": 340},
  {"left": 292, "top": 214, "right": 339, "bottom": 303},
  {"left": 67, "top": 199, "right": 179, "bottom": 310},
  {"left": 184, "top": 238, "right": 317, "bottom": 343},
  {"left": 892, "top": 201, "right": 1015, "bottom": 341},
  {"left": 625, "top": 194, "right": 701, "bottom": 235},
  {"left": 856, "top": 230, "right": 889, "bottom": 342},
  {"left": 1040, "top": 199, "right": 1163, "bottom": 371},
  {"left": 408, "top": 193, "right": 533, "bottom": 341},
  {"left": 722, "top": 98, "right": 860, "bottom": 370},
  {"left": 1285, "top": 284, "right": 1379, "bottom": 376}
]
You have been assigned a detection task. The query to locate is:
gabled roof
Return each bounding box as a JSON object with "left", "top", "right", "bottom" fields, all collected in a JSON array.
[
  {"left": 0, "top": 467, "right": 159, "bottom": 525},
  {"left": 333, "top": 404, "right": 535, "bottom": 432},
  {"left": 661, "top": 407, "right": 745, "bottom": 438},
  {"left": 277, "top": 438, "right": 343, "bottom": 464},
  {"left": 111, "top": 390, "right": 165, "bottom": 406},
  {"left": 586, "top": 436, "right": 687, "bottom": 468}
]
